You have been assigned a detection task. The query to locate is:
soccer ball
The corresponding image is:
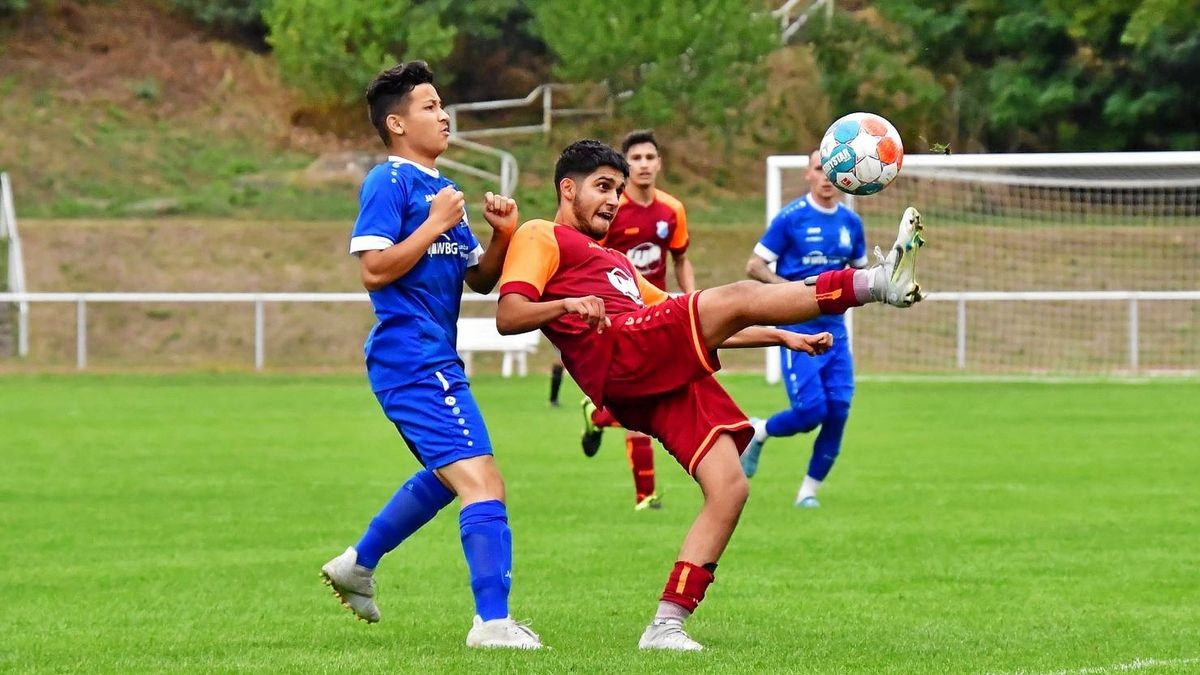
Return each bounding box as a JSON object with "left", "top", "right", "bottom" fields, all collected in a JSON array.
[{"left": 819, "top": 112, "right": 904, "bottom": 196}]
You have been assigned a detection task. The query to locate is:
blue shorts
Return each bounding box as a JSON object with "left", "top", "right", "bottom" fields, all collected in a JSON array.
[
  {"left": 779, "top": 338, "right": 855, "bottom": 410},
  {"left": 374, "top": 366, "right": 493, "bottom": 470}
]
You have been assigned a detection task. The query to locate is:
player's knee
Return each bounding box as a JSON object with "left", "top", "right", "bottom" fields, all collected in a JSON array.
[
  {"left": 712, "top": 471, "right": 749, "bottom": 512},
  {"left": 825, "top": 399, "right": 851, "bottom": 425}
]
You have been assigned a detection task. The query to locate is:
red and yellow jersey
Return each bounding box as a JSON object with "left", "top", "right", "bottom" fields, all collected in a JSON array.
[
  {"left": 499, "top": 219, "right": 669, "bottom": 404},
  {"left": 601, "top": 188, "right": 689, "bottom": 291}
]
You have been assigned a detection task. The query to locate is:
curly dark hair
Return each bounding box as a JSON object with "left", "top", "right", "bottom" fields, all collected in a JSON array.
[{"left": 553, "top": 140, "right": 630, "bottom": 200}]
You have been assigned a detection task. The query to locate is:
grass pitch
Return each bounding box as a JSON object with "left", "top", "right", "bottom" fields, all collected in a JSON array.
[{"left": 2, "top": 373, "right": 1198, "bottom": 673}]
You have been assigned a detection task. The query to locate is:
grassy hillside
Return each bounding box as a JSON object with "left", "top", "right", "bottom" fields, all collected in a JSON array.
[{"left": 0, "top": 1, "right": 829, "bottom": 223}]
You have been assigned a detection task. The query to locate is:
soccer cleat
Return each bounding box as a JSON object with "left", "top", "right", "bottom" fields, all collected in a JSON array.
[
  {"left": 580, "top": 397, "right": 604, "bottom": 457},
  {"left": 638, "top": 619, "right": 704, "bottom": 651},
  {"left": 873, "top": 206, "right": 926, "bottom": 308},
  {"left": 465, "top": 615, "right": 544, "bottom": 649},
  {"left": 634, "top": 493, "right": 662, "bottom": 511},
  {"left": 795, "top": 495, "right": 821, "bottom": 509},
  {"left": 320, "top": 547, "right": 381, "bottom": 623},
  {"left": 740, "top": 418, "right": 766, "bottom": 478}
]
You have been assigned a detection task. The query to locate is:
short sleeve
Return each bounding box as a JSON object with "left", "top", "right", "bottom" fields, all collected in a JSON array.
[
  {"left": 849, "top": 211, "right": 868, "bottom": 268},
  {"left": 666, "top": 195, "right": 689, "bottom": 253},
  {"left": 498, "top": 220, "right": 561, "bottom": 301},
  {"left": 462, "top": 211, "right": 484, "bottom": 267},
  {"left": 754, "top": 210, "right": 791, "bottom": 263},
  {"left": 350, "top": 171, "right": 406, "bottom": 255},
  {"left": 637, "top": 269, "right": 670, "bottom": 306}
]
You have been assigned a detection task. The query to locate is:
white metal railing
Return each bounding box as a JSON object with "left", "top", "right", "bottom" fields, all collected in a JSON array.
[
  {"left": 440, "top": 84, "right": 611, "bottom": 196},
  {"left": 773, "top": 0, "right": 832, "bottom": 43},
  {"left": 0, "top": 172, "right": 30, "bottom": 357},
  {"left": 446, "top": 84, "right": 609, "bottom": 140},
  {"left": 3, "top": 290, "right": 1197, "bottom": 375},
  {"left": 442, "top": 136, "right": 518, "bottom": 197},
  {"left": 0, "top": 291, "right": 497, "bottom": 370},
  {"left": 764, "top": 290, "right": 1200, "bottom": 383}
]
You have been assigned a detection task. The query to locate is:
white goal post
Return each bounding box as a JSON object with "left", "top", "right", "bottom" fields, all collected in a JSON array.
[{"left": 764, "top": 152, "right": 1200, "bottom": 381}]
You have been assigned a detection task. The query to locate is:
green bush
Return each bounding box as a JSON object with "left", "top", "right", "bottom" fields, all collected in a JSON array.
[
  {"left": 170, "top": 0, "right": 266, "bottom": 31},
  {"left": 264, "top": 0, "right": 456, "bottom": 104}
]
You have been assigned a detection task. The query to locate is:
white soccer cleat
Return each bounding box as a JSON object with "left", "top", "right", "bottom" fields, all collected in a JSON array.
[
  {"left": 320, "top": 547, "right": 380, "bottom": 623},
  {"left": 873, "top": 206, "right": 926, "bottom": 308},
  {"left": 638, "top": 619, "right": 704, "bottom": 652},
  {"left": 465, "top": 615, "right": 544, "bottom": 649}
]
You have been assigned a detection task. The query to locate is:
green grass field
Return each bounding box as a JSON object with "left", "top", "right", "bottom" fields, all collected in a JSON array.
[{"left": 3, "top": 374, "right": 1198, "bottom": 673}]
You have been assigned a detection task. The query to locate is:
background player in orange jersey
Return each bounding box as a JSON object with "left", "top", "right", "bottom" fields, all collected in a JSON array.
[
  {"left": 495, "top": 139, "right": 924, "bottom": 651},
  {"left": 580, "top": 129, "right": 695, "bottom": 510}
]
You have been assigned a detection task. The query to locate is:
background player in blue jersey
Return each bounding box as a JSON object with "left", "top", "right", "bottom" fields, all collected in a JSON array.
[
  {"left": 740, "top": 150, "right": 869, "bottom": 509},
  {"left": 319, "top": 61, "right": 541, "bottom": 649}
]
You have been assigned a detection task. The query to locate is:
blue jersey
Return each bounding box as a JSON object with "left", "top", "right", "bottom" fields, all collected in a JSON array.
[
  {"left": 349, "top": 156, "right": 482, "bottom": 392},
  {"left": 755, "top": 194, "right": 867, "bottom": 338}
]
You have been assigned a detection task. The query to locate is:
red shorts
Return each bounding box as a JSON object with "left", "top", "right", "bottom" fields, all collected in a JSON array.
[
  {"left": 604, "top": 293, "right": 719, "bottom": 400},
  {"left": 603, "top": 292, "right": 752, "bottom": 475}
]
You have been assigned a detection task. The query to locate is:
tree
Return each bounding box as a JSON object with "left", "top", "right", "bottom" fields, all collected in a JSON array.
[
  {"left": 264, "top": 0, "right": 456, "bottom": 104},
  {"left": 527, "top": 0, "right": 778, "bottom": 136},
  {"left": 808, "top": 0, "right": 1200, "bottom": 151}
]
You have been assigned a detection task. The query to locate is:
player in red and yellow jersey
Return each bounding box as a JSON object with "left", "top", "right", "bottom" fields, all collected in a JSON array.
[
  {"left": 496, "top": 139, "right": 926, "bottom": 651},
  {"left": 582, "top": 130, "right": 695, "bottom": 510}
]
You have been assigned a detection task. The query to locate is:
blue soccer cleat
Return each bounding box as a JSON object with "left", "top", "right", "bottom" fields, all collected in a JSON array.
[
  {"left": 740, "top": 418, "right": 766, "bottom": 478},
  {"left": 795, "top": 495, "right": 821, "bottom": 509}
]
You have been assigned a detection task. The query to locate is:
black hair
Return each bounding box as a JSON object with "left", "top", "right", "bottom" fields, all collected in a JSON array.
[
  {"left": 366, "top": 61, "right": 435, "bottom": 146},
  {"left": 621, "top": 129, "right": 659, "bottom": 155},
  {"left": 554, "top": 139, "right": 629, "bottom": 200}
]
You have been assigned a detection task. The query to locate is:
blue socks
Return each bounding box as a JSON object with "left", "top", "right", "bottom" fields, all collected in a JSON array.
[
  {"left": 459, "top": 499, "right": 512, "bottom": 621},
  {"left": 808, "top": 399, "right": 851, "bottom": 480},
  {"left": 355, "top": 469, "right": 454, "bottom": 569}
]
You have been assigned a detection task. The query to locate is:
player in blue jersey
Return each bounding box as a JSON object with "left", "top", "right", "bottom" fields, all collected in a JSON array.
[
  {"left": 319, "top": 61, "right": 542, "bottom": 649},
  {"left": 740, "top": 150, "right": 869, "bottom": 508}
]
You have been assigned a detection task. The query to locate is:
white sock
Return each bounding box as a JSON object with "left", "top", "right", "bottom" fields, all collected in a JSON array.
[
  {"left": 752, "top": 418, "right": 769, "bottom": 442},
  {"left": 797, "top": 475, "right": 822, "bottom": 500}
]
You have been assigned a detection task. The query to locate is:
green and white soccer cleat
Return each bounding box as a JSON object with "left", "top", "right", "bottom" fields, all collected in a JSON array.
[
  {"left": 638, "top": 619, "right": 704, "bottom": 651},
  {"left": 634, "top": 493, "right": 662, "bottom": 511},
  {"left": 872, "top": 206, "right": 926, "bottom": 308},
  {"left": 465, "top": 615, "right": 544, "bottom": 649},
  {"left": 320, "top": 547, "right": 380, "bottom": 623},
  {"left": 580, "top": 397, "right": 604, "bottom": 457}
]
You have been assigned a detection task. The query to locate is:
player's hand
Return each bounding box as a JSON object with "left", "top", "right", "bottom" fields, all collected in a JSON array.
[
  {"left": 481, "top": 192, "right": 518, "bottom": 236},
  {"left": 783, "top": 331, "right": 833, "bottom": 356},
  {"left": 563, "top": 296, "right": 611, "bottom": 334},
  {"left": 428, "top": 185, "right": 466, "bottom": 233}
]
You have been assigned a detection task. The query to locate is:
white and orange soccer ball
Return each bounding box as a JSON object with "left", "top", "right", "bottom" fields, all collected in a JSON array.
[{"left": 819, "top": 112, "right": 904, "bottom": 196}]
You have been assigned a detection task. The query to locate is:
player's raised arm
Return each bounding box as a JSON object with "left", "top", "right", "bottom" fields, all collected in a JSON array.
[
  {"left": 464, "top": 191, "right": 518, "bottom": 294},
  {"left": 359, "top": 185, "right": 464, "bottom": 291}
]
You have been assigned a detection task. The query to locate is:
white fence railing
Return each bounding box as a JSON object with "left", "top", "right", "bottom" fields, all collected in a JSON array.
[
  {"left": 764, "top": 290, "right": 1200, "bottom": 383},
  {"left": 2, "top": 290, "right": 1198, "bottom": 375},
  {"left": 0, "top": 172, "right": 30, "bottom": 357},
  {"left": 0, "top": 291, "right": 498, "bottom": 370}
]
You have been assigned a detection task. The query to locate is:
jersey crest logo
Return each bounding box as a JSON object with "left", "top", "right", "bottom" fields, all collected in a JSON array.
[
  {"left": 656, "top": 220, "right": 670, "bottom": 239},
  {"left": 606, "top": 267, "right": 644, "bottom": 306},
  {"left": 839, "top": 226, "right": 851, "bottom": 249},
  {"left": 625, "top": 242, "right": 663, "bottom": 274}
]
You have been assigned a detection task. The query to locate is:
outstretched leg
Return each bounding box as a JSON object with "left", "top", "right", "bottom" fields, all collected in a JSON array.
[{"left": 697, "top": 207, "right": 924, "bottom": 350}]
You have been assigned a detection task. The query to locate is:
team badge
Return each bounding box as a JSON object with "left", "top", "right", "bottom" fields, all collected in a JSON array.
[
  {"left": 839, "top": 226, "right": 851, "bottom": 249},
  {"left": 656, "top": 220, "right": 670, "bottom": 239},
  {"left": 606, "top": 267, "right": 644, "bottom": 306}
]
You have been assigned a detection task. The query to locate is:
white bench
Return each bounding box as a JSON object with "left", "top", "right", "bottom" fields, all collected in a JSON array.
[{"left": 456, "top": 317, "right": 541, "bottom": 378}]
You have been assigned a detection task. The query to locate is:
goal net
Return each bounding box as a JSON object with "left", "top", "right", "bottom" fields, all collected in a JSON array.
[{"left": 764, "top": 152, "right": 1200, "bottom": 379}]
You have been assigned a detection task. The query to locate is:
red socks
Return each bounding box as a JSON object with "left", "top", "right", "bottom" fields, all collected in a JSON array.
[
  {"left": 814, "top": 268, "right": 867, "bottom": 315},
  {"left": 627, "top": 434, "right": 655, "bottom": 502},
  {"left": 591, "top": 406, "right": 618, "bottom": 427},
  {"left": 659, "top": 561, "right": 715, "bottom": 613}
]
